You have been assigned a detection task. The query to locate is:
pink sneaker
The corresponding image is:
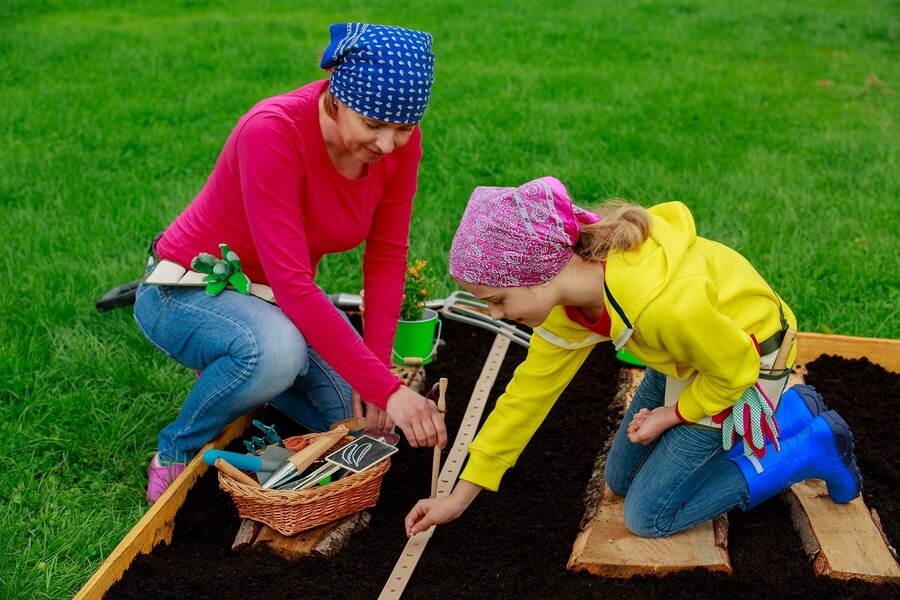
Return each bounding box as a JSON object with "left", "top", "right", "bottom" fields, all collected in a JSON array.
[{"left": 146, "top": 453, "right": 186, "bottom": 505}]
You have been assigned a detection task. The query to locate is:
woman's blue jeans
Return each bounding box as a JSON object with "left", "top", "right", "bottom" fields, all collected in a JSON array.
[
  {"left": 604, "top": 368, "right": 750, "bottom": 537},
  {"left": 134, "top": 283, "right": 352, "bottom": 464}
]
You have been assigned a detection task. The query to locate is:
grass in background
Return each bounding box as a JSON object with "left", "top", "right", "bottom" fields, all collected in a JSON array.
[{"left": 1, "top": 1, "right": 897, "bottom": 597}]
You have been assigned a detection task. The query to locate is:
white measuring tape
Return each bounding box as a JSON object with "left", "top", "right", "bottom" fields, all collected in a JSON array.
[{"left": 378, "top": 333, "right": 512, "bottom": 599}]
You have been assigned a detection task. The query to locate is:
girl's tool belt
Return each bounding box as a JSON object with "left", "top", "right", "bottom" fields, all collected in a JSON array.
[
  {"left": 143, "top": 241, "right": 276, "bottom": 304},
  {"left": 663, "top": 327, "right": 796, "bottom": 430}
]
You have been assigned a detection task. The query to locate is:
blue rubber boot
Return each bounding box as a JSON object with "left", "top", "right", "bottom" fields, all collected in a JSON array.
[
  {"left": 727, "top": 384, "right": 828, "bottom": 459},
  {"left": 732, "top": 410, "right": 863, "bottom": 510}
]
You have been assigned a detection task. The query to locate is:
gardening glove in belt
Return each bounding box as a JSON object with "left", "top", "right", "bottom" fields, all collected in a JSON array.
[
  {"left": 191, "top": 243, "right": 251, "bottom": 297},
  {"left": 712, "top": 383, "right": 780, "bottom": 458}
]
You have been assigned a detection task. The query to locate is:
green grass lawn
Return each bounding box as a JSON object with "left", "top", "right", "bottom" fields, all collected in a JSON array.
[{"left": 1, "top": 1, "right": 897, "bottom": 597}]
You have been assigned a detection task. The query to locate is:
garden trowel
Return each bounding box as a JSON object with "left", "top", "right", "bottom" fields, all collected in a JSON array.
[{"left": 202, "top": 444, "right": 292, "bottom": 483}]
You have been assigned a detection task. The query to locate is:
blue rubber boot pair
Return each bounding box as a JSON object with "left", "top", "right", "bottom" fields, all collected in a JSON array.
[
  {"left": 727, "top": 384, "right": 828, "bottom": 459},
  {"left": 731, "top": 409, "right": 863, "bottom": 510}
]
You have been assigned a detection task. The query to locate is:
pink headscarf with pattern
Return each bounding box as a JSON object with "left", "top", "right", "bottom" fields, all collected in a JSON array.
[{"left": 449, "top": 176, "right": 600, "bottom": 287}]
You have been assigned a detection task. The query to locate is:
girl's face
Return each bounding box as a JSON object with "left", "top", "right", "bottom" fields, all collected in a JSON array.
[
  {"left": 462, "top": 281, "right": 556, "bottom": 328},
  {"left": 335, "top": 103, "right": 416, "bottom": 163}
]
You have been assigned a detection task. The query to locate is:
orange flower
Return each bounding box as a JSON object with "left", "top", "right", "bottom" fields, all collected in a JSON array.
[{"left": 400, "top": 259, "right": 435, "bottom": 321}]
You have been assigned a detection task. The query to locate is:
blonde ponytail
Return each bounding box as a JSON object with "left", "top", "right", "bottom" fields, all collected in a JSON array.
[{"left": 574, "top": 200, "right": 651, "bottom": 261}]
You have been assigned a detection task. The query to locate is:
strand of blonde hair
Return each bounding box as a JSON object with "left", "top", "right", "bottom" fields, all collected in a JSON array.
[{"left": 575, "top": 200, "right": 652, "bottom": 261}]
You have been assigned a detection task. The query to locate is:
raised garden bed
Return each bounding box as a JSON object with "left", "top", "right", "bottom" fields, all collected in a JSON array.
[{"left": 79, "top": 316, "right": 899, "bottom": 599}]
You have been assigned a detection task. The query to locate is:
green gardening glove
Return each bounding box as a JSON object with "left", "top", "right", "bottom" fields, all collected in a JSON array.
[
  {"left": 191, "top": 244, "right": 251, "bottom": 297},
  {"left": 712, "top": 383, "right": 781, "bottom": 458}
]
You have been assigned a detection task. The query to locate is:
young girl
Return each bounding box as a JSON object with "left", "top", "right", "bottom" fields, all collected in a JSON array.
[
  {"left": 135, "top": 23, "right": 446, "bottom": 504},
  {"left": 405, "top": 176, "right": 862, "bottom": 538}
]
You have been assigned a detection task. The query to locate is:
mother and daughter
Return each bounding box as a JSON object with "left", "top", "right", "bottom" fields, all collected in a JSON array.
[{"left": 132, "top": 20, "right": 861, "bottom": 539}]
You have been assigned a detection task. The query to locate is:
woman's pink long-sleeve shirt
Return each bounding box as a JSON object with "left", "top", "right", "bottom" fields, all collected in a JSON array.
[{"left": 156, "top": 80, "right": 422, "bottom": 408}]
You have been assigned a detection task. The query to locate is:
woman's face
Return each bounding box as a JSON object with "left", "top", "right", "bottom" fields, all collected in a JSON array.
[
  {"left": 461, "top": 281, "right": 556, "bottom": 329},
  {"left": 335, "top": 103, "right": 416, "bottom": 163}
]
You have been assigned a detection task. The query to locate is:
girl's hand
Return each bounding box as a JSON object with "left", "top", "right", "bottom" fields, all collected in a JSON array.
[
  {"left": 627, "top": 408, "right": 653, "bottom": 436},
  {"left": 385, "top": 385, "right": 447, "bottom": 448},
  {"left": 627, "top": 405, "right": 680, "bottom": 445},
  {"left": 405, "top": 480, "right": 482, "bottom": 536}
]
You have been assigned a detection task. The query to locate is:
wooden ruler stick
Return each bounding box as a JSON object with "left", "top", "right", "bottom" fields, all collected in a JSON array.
[{"left": 378, "top": 334, "right": 512, "bottom": 600}]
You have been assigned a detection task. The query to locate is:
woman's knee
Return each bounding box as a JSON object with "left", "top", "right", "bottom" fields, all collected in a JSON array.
[{"left": 233, "top": 322, "right": 308, "bottom": 387}]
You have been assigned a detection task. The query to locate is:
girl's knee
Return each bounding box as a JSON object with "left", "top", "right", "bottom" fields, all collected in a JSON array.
[
  {"left": 604, "top": 469, "right": 629, "bottom": 497},
  {"left": 622, "top": 504, "right": 670, "bottom": 538}
]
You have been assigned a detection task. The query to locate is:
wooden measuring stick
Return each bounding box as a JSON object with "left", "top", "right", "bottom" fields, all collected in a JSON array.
[
  {"left": 431, "top": 377, "right": 448, "bottom": 498},
  {"left": 214, "top": 458, "right": 259, "bottom": 487},
  {"left": 379, "top": 335, "right": 511, "bottom": 600},
  {"left": 772, "top": 328, "right": 798, "bottom": 371}
]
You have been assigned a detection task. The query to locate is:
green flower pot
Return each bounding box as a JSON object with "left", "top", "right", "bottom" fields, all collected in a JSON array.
[{"left": 392, "top": 308, "right": 442, "bottom": 365}]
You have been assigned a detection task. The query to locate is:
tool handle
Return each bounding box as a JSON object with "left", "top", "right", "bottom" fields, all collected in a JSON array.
[
  {"left": 287, "top": 426, "right": 349, "bottom": 474},
  {"left": 772, "top": 328, "right": 798, "bottom": 371},
  {"left": 214, "top": 458, "right": 259, "bottom": 487},
  {"left": 431, "top": 377, "right": 448, "bottom": 498},
  {"left": 330, "top": 416, "right": 367, "bottom": 433},
  {"left": 203, "top": 449, "right": 262, "bottom": 472}
]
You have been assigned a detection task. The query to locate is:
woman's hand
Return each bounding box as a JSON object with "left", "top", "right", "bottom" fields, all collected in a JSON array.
[
  {"left": 352, "top": 389, "right": 395, "bottom": 431},
  {"left": 405, "top": 480, "right": 482, "bottom": 536},
  {"left": 385, "top": 385, "right": 447, "bottom": 448},
  {"left": 364, "top": 403, "right": 394, "bottom": 432},
  {"left": 627, "top": 405, "right": 680, "bottom": 445}
]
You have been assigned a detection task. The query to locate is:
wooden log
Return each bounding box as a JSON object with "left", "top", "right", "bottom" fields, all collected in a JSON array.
[
  {"left": 569, "top": 367, "right": 732, "bottom": 577},
  {"left": 231, "top": 519, "right": 263, "bottom": 551},
  {"left": 391, "top": 363, "right": 426, "bottom": 393},
  {"left": 252, "top": 512, "right": 371, "bottom": 559},
  {"left": 73, "top": 413, "right": 254, "bottom": 600}
]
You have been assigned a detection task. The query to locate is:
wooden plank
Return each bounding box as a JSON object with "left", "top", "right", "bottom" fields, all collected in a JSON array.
[
  {"left": 796, "top": 332, "right": 899, "bottom": 373},
  {"left": 568, "top": 367, "right": 731, "bottom": 577},
  {"left": 569, "top": 485, "right": 731, "bottom": 577},
  {"left": 73, "top": 413, "right": 254, "bottom": 600},
  {"left": 785, "top": 480, "right": 900, "bottom": 583},
  {"left": 781, "top": 363, "right": 900, "bottom": 583}
]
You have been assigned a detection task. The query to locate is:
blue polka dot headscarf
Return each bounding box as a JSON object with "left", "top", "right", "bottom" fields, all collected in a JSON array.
[{"left": 321, "top": 23, "right": 435, "bottom": 124}]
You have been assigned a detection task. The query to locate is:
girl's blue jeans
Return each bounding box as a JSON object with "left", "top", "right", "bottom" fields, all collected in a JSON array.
[
  {"left": 134, "top": 283, "right": 353, "bottom": 464},
  {"left": 604, "top": 367, "right": 750, "bottom": 537}
]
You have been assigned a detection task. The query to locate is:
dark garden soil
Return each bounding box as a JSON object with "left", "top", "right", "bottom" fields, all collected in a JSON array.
[{"left": 105, "top": 317, "right": 899, "bottom": 599}]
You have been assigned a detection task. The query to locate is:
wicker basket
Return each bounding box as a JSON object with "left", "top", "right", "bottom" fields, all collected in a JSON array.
[{"left": 217, "top": 434, "right": 391, "bottom": 536}]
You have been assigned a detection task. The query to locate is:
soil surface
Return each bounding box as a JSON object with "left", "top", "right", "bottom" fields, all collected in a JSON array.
[{"left": 105, "top": 317, "right": 899, "bottom": 599}]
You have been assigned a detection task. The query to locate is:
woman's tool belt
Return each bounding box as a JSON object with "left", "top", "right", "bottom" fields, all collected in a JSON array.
[{"left": 142, "top": 238, "right": 276, "bottom": 304}]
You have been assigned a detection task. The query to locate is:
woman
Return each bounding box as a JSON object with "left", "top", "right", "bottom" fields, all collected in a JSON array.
[
  {"left": 135, "top": 23, "right": 446, "bottom": 504},
  {"left": 405, "top": 176, "right": 861, "bottom": 538}
]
